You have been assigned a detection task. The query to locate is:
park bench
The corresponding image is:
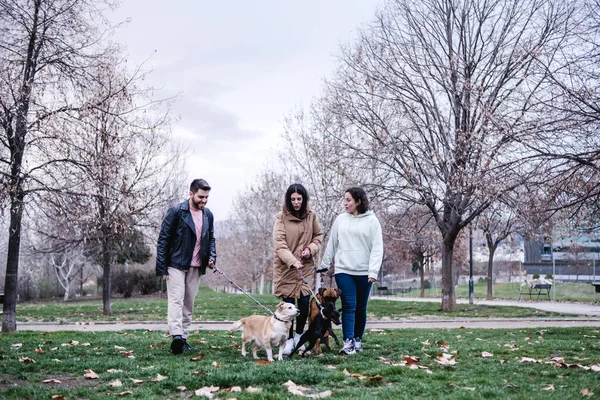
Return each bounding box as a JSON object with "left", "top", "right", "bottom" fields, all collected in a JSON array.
[
  {"left": 520, "top": 284, "right": 552, "bottom": 301},
  {"left": 393, "top": 287, "right": 412, "bottom": 296},
  {"left": 592, "top": 282, "right": 600, "bottom": 293},
  {"left": 0, "top": 292, "right": 3, "bottom": 304}
]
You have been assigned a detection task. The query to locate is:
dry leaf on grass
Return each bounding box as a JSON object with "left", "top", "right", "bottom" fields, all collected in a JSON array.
[
  {"left": 51, "top": 396, "right": 65, "bottom": 400},
  {"left": 84, "top": 369, "right": 99, "bottom": 379},
  {"left": 120, "top": 351, "right": 135, "bottom": 358},
  {"left": 403, "top": 355, "right": 420, "bottom": 364},
  {"left": 117, "top": 391, "right": 133, "bottom": 396},
  {"left": 482, "top": 352, "right": 494, "bottom": 358},
  {"left": 19, "top": 357, "right": 36, "bottom": 364},
  {"left": 343, "top": 369, "right": 365, "bottom": 379},
  {"left": 11, "top": 343, "right": 23, "bottom": 349},
  {"left": 107, "top": 369, "right": 123, "bottom": 373},
  {"left": 580, "top": 388, "right": 594, "bottom": 397},
  {"left": 151, "top": 374, "right": 167, "bottom": 383},
  {"left": 114, "top": 345, "right": 126, "bottom": 350},
  {"left": 256, "top": 360, "right": 272, "bottom": 365},
  {"left": 130, "top": 378, "right": 144, "bottom": 384},
  {"left": 246, "top": 386, "right": 263, "bottom": 393},
  {"left": 109, "top": 379, "right": 123, "bottom": 387},
  {"left": 35, "top": 348, "right": 45, "bottom": 354},
  {"left": 436, "top": 354, "right": 457, "bottom": 366},
  {"left": 283, "top": 381, "right": 332, "bottom": 398},
  {"left": 42, "top": 379, "right": 62, "bottom": 384},
  {"left": 211, "top": 361, "right": 221, "bottom": 368},
  {"left": 542, "top": 384, "right": 555, "bottom": 391},
  {"left": 191, "top": 353, "right": 205, "bottom": 361},
  {"left": 195, "top": 385, "right": 220, "bottom": 398},
  {"left": 520, "top": 357, "right": 539, "bottom": 363},
  {"left": 69, "top": 340, "right": 79, "bottom": 346},
  {"left": 52, "top": 359, "right": 62, "bottom": 363},
  {"left": 229, "top": 386, "right": 242, "bottom": 392},
  {"left": 231, "top": 341, "right": 241, "bottom": 349},
  {"left": 176, "top": 386, "right": 186, "bottom": 391}
]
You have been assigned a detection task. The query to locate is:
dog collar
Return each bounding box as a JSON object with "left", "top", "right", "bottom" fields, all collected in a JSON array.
[{"left": 273, "top": 314, "right": 287, "bottom": 323}]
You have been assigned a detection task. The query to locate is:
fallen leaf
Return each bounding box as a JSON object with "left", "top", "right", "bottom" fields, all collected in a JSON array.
[
  {"left": 35, "top": 348, "right": 45, "bottom": 354},
  {"left": 51, "top": 396, "right": 65, "bottom": 400},
  {"left": 151, "top": 374, "right": 167, "bottom": 382},
  {"left": 246, "top": 386, "right": 263, "bottom": 393},
  {"left": 117, "top": 391, "right": 133, "bottom": 396},
  {"left": 191, "top": 353, "right": 205, "bottom": 361},
  {"left": 542, "top": 384, "right": 555, "bottom": 391},
  {"left": 130, "top": 378, "right": 144, "bottom": 384},
  {"left": 69, "top": 340, "right": 79, "bottom": 346},
  {"left": 42, "top": 379, "right": 62, "bottom": 384},
  {"left": 120, "top": 351, "right": 135, "bottom": 358},
  {"left": 11, "top": 343, "right": 23, "bottom": 349},
  {"left": 106, "top": 369, "right": 123, "bottom": 373},
  {"left": 19, "top": 357, "right": 36, "bottom": 364},
  {"left": 176, "top": 386, "right": 187, "bottom": 391},
  {"left": 114, "top": 345, "right": 126, "bottom": 350},
  {"left": 230, "top": 386, "right": 242, "bottom": 392},
  {"left": 231, "top": 341, "right": 240, "bottom": 348},
  {"left": 482, "top": 352, "right": 494, "bottom": 358},
  {"left": 368, "top": 375, "right": 383, "bottom": 382},
  {"left": 403, "top": 355, "right": 420, "bottom": 364},
  {"left": 52, "top": 359, "right": 62, "bottom": 362},
  {"left": 520, "top": 357, "right": 539, "bottom": 363},
  {"left": 84, "top": 369, "right": 99, "bottom": 379},
  {"left": 109, "top": 379, "right": 123, "bottom": 387},
  {"left": 580, "top": 388, "right": 594, "bottom": 397},
  {"left": 256, "top": 360, "right": 272, "bottom": 365},
  {"left": 211, "top": 361, "right": 221, "bottom": 367},
  {"left": 195, "top": 386, "right": 220, "bottom": 398},
  {"left": 436, "top": 354, "right": 457, "bottom": 366},
  {"left": 81, "top": 343, "right": 91, "bottom": 347}
]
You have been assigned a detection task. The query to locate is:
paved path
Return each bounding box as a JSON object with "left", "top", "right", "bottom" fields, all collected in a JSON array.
[{"left": 14, "top": 297, "right": 599, "bottom": 332}]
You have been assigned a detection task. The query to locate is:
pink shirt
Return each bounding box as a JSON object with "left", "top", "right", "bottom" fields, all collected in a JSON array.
[{"left": 190, "top": 207, "right": 204, "bottom": 267}]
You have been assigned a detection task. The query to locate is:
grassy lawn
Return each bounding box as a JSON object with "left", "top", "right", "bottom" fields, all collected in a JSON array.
[
  {"left": 409, "top": 281, "right": 599, "bottom": 302},
  {"left": 0, "top": 327, "right": 599, "bottom": 399},
  {"left": 9, "top": 286, "right": 574, "bottom": 323}
]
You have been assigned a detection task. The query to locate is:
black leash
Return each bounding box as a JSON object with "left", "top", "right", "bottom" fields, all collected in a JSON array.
[{"left": 212, "top": 266, "right": 275, "bottom": 316}]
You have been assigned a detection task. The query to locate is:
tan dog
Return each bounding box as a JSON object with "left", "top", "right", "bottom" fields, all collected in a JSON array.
[
  {"left": 308, "top": 288, "right": 341, "bottom": 353},
  {"left": 231, "top": 302, "right": 299, "bottom": 361}
]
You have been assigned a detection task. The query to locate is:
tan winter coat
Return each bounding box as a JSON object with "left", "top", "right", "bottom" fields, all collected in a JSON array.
[{"left": 273, "top": 207, "right": 323, "bottom": 299}]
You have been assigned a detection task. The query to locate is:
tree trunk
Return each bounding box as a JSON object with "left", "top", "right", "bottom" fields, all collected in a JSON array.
[
  {"left": 63, "top": 285, "right": 70, "bottom": 302},
  {"left": 486, "top": 245, "right": 498, "bottom": 300},
  {"left": 441, "top": 239, "right": 457, "bottom": 311},
  {"left": 102, "top": 236, "right": 111, "bottom": 314},
  {"left": 2, "top": 194, "right": 25, "bottom": 332},
  {"left": 419, "top": 263, "right": 425, "bottom": 298}
]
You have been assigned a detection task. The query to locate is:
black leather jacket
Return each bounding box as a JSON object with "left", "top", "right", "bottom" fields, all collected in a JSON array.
[{"left": 156, "top": 200, "right": 217, "bottom": 276}]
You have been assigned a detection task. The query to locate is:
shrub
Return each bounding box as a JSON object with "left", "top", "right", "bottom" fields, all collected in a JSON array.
[
  {"left": 135, "top": 270, "right": 161, "bottom": 295},
  {"left": 545, "top": 273, "right": 553, "bottom": 280},
  {"left": 423, "top": 279, "right": 431, "bottom": 289},
  {"left": 532, "top": 273, "right": 540, "bottom": 280}
]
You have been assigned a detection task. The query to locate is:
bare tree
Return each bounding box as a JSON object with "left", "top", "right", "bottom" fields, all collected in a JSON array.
[
  {"left": 476, "top": 200, "right": 519, "bottom": 299},
  {"left": 0, "top": 0, "right": 125, "bottom": 331},
  {"left": 49, "top": 245, "right": 87, "bottom": 301},
  {"left": 316, "top": 0, "right": 580, "bottom": 310}
]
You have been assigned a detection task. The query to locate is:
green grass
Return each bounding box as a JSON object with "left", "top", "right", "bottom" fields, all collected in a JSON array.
[
  {"left": 404, "top": 281, "right": 599, "bottom": 302},
  {"left": 10, "top": 286, "right": 573, "bottom": 323},
  {"left": 1, "top": 327, "right": 599, "bottom": 399}
]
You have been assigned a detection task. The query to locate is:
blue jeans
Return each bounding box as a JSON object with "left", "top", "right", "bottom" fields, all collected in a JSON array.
[
  {"left": 335, "top": 273, "right": 373, "bottom": 341},
  {"left": 283, "top": 294, "right": 310, "bottom": 336}
]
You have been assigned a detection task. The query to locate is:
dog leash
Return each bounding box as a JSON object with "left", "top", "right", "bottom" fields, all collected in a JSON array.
[
  {"left": 296, "top": 261, "right": 323, "bottom": 308},
  {"left": 212, "top": 266, "right": 275, "bottom": 316}
]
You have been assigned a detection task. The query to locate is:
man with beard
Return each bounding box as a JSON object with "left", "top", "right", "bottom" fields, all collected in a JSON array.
[{"left": 156, "top": 179, "right": 217, "bottom": 354}]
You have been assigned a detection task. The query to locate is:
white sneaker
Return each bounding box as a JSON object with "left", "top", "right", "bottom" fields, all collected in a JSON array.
[
  {"left": 282, "top": 338, "right": 295, "bottom": 356},
  {"left": 293, "top": 333, "right": 306, "bottom": 352},
  {"left": 354, "top": 338, "right": 362, "bottom": 352},
  {"left": 339, "top": 338, "right": 356, "bottom": 355}
]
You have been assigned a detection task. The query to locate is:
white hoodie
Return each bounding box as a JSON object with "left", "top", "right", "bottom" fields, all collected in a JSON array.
[{"left": 320, "top": 210, "right": 383, "bottom": 279}]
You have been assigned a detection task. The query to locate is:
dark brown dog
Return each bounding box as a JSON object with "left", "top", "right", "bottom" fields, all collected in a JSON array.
[{"left": 307, "top": 287, "right": 341, "bottom": 353}]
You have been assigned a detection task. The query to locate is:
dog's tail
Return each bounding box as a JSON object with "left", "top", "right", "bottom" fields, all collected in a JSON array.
[{"left": 230, "top": 318, "right": 246, "bottom": 331}]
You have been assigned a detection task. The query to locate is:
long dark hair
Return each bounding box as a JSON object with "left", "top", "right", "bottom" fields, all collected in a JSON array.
[
  {"left": 346, "top": 187, "right": 369, "bottom": 214},
  {"left": 285, "top": 183, "right": 309, "bottom": 218}
]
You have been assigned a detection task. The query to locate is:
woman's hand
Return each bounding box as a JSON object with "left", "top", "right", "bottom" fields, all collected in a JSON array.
[
  {"left": 293, "top": 260, "right": 303, "bottom": 269},
  {"left": 301, "top": 247, "right": 311, "bottom": 259},
  {"left": 368, "top": 277, "right": 376, "bottom": 283}
]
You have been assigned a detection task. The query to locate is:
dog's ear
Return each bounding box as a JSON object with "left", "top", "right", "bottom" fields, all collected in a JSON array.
[
  {"left": 318, "top": 287, "right": 326, "bottom": 297},
  {"left": 335, "top": 288, "right": 342, "bottom": 297},
  {"left": 276, "top": 301, "right": 284, "bottom": 309}
]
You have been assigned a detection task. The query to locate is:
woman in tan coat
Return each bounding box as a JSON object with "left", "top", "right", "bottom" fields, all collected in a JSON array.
[{"left": 273, "top": 183, "right": 323, "bottom": 355}]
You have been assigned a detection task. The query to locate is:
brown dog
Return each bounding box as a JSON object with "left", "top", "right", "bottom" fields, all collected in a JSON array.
[
  {"left": 230, "top": 302, "right": 299, "bottom": 362},
  {"left": 307, "top": 287, "right": 341, "bottom": 353}
]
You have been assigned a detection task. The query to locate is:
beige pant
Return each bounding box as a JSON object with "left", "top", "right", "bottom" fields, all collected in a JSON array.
[{"left": 167, "top": 267, "right": 202, "bottom": 338}]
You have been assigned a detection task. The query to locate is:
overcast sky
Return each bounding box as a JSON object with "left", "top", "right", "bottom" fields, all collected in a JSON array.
[{"left": 110, "top": 1, "right": 382, "bottom": 220}]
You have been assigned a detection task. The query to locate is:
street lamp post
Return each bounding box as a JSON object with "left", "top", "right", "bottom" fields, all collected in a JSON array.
[{"left": 469, "top": 225, "right": 474, "bottom": 304}]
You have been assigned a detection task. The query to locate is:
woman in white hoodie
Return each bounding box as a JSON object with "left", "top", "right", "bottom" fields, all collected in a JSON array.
[{"left": 320, "top": 187, "right": 383, "bottom": 355}]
